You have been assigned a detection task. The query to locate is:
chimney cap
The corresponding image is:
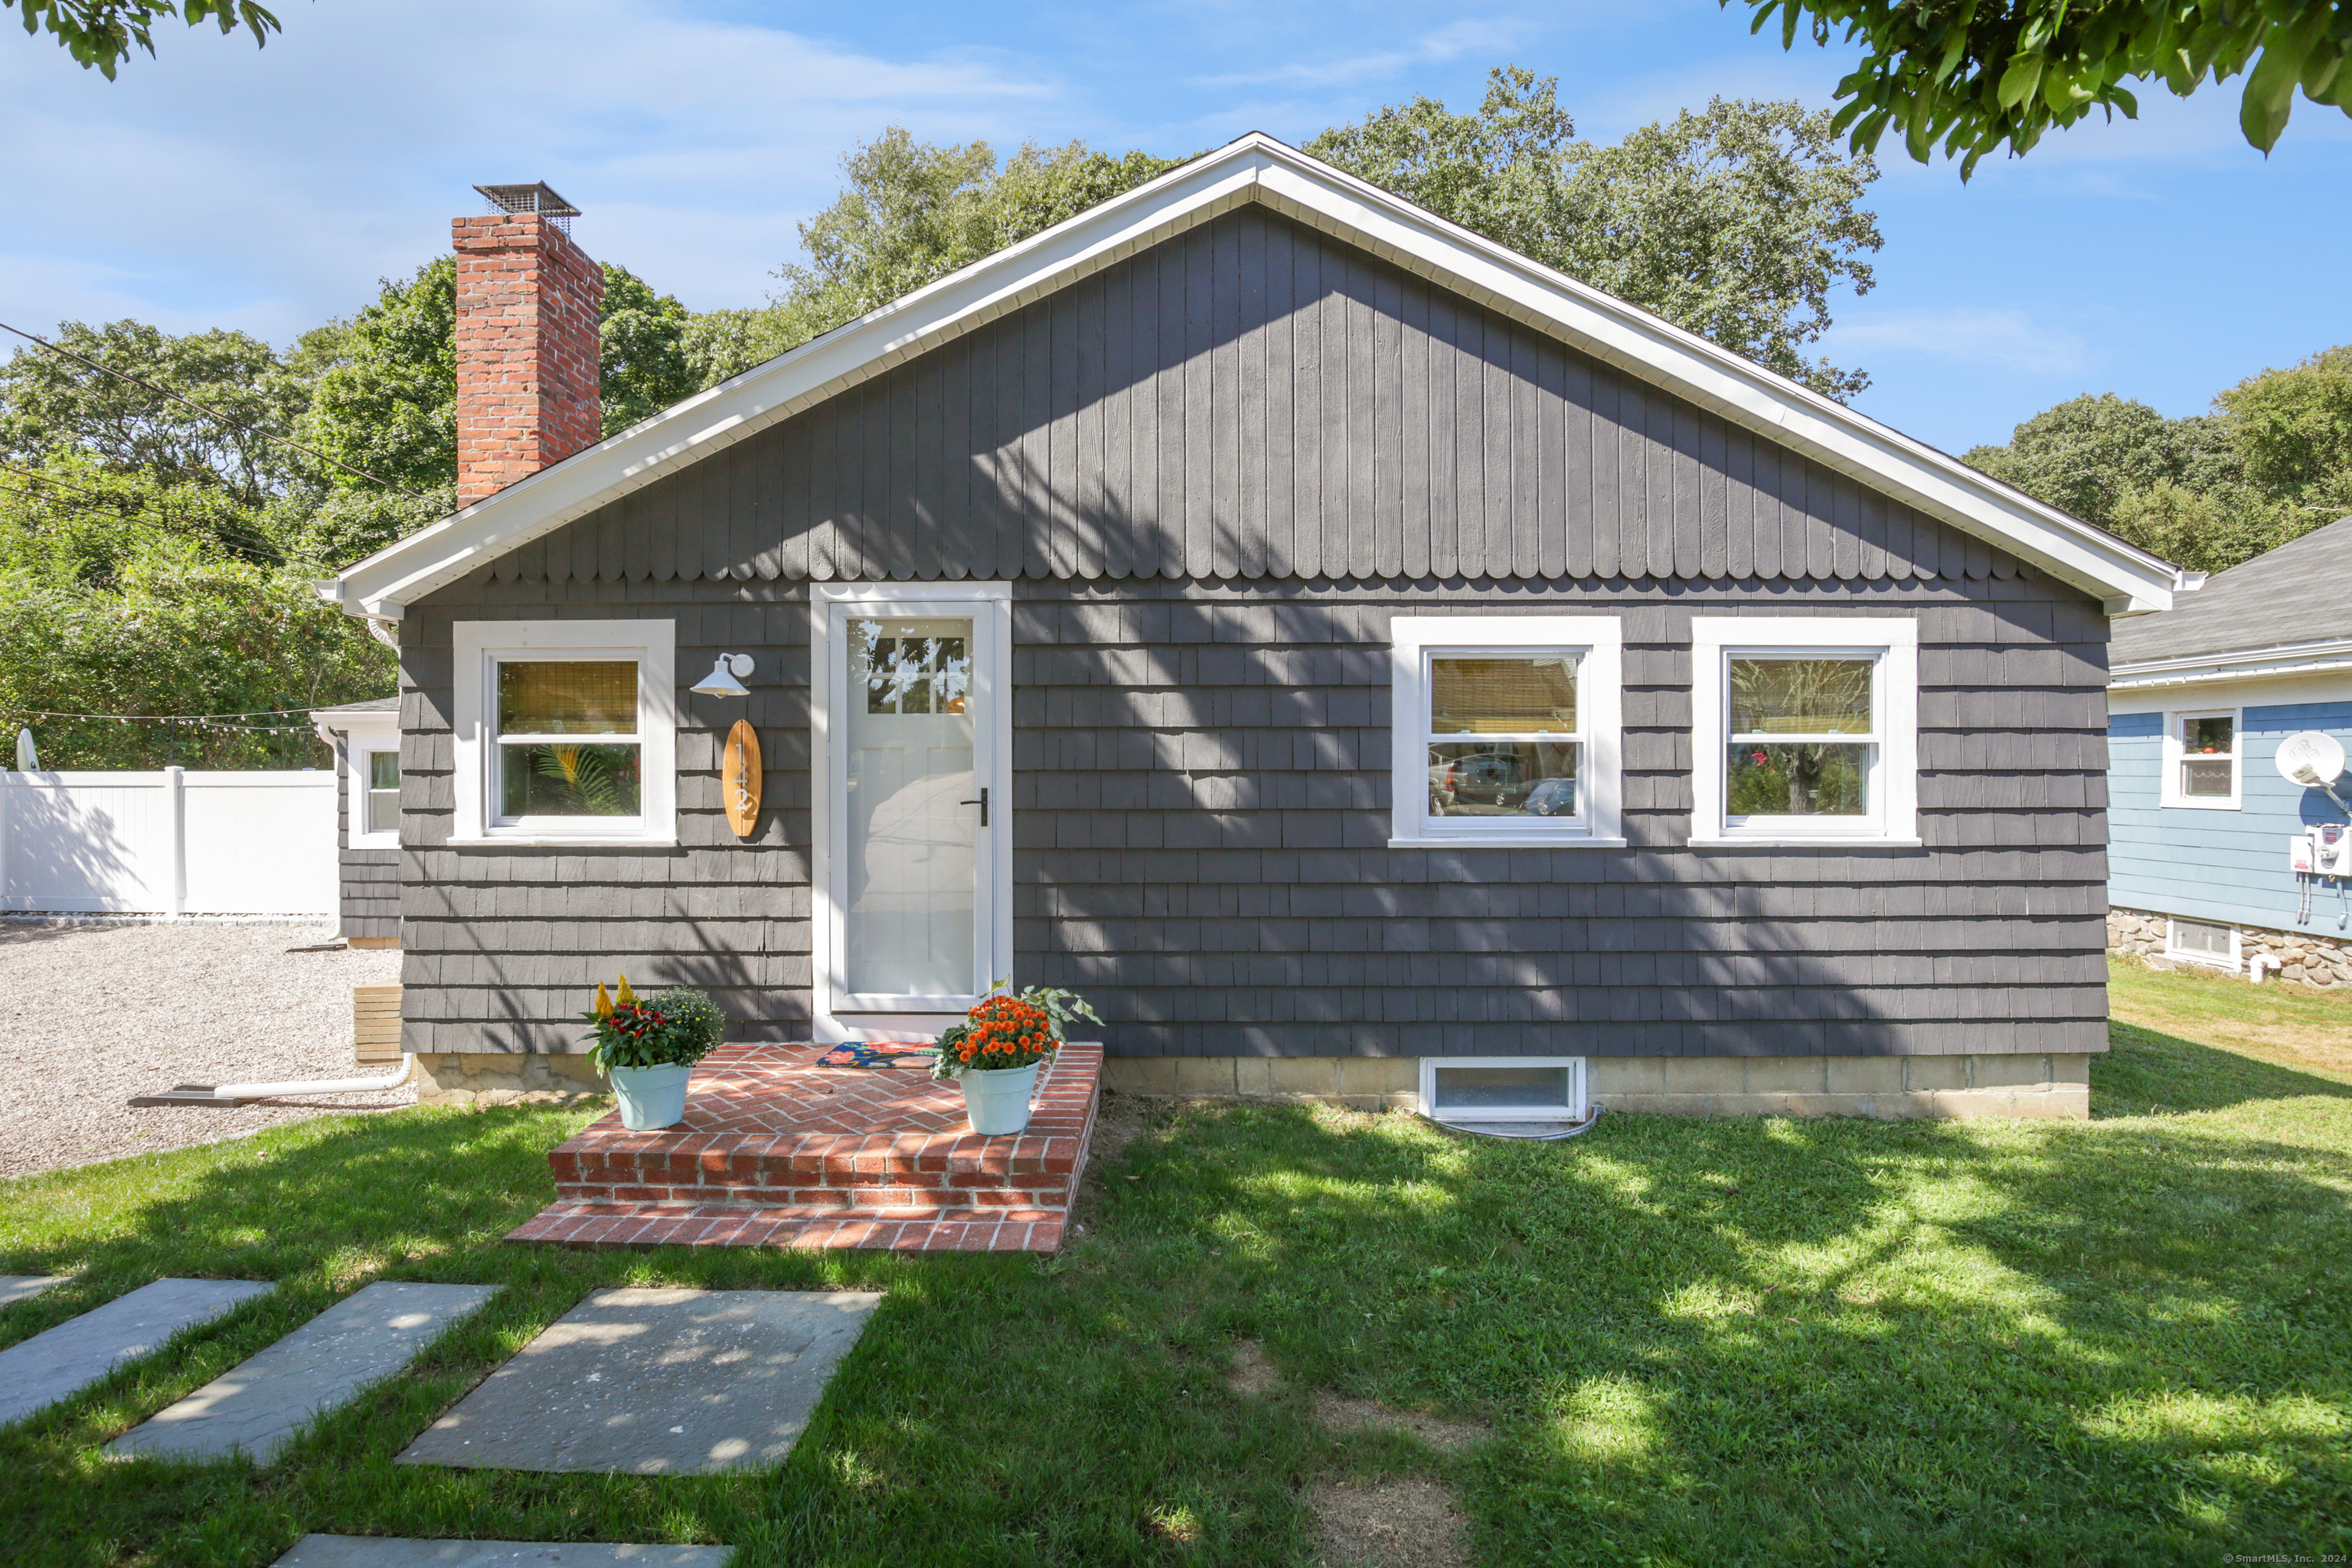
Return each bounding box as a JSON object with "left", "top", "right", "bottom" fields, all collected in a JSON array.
[{"left": 473, "top": 181, "right": 581, "bottom": 231}]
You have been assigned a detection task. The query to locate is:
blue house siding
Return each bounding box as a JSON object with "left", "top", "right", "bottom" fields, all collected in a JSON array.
[{"left": 2109, "top": 697, "right": 2352, "bottom": 933}]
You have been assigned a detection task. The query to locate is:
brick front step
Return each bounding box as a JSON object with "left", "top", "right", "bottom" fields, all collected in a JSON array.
[
  {"left": 508, "top": 1199, "right": 1067, "bottom": 1254},
  {"left": 508, "top": 1042, "right": 1100, "bottom": 1254}
]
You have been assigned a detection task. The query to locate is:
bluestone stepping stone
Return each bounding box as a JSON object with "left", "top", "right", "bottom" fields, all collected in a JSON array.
[
  {"left": 0, "top": 1276, "right": 70, "bottom": 1308},
  {"left": 273, "top": 1539, "right": 730, "bottom": 1567},
  {"left": 108, "top": 1281, "right": 503, "bottom": 1465},
  {"left": 0, "top": 1277, "right": 273, "bottom": 1426},
  {"left": 399, "top": 1287, "right": 880, "bottom": 1475}
]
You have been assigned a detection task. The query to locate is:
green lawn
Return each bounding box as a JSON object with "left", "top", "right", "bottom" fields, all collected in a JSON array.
[{"left": 3, "top": 963, "right": 2349, "bottom": 1567}]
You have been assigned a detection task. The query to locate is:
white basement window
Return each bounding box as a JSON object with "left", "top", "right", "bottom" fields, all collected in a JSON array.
[
  {"left": 2165, "top": 916, "right": 2239, "bottom": 971},
  {"left": 1388, "top": 616, "right": 1623, "bottom": 848},
  {"left": 451, "top": 620, "right": 676, "bottom": 846},
  {"left": 1689, "top": 616, "right": 1919, "bottom": 848},
  {"left": 2161, "top": 708, "right": 2241, "bottom": 809},
  {"left": 1419, "top": 1057, "right": 1589, "bottom": 1123}
]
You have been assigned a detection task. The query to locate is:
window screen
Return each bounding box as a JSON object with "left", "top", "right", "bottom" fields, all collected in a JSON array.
[
  {"left": 1429, "top": 1064, "right": 1575, "bottom": 1112},
  {"left": 2179, "top": 714, "right": 2236, "bottom": 799},
  {"left": 493, "top": 659, "right": 641, "bottom": 818},
  {"left": 1726, "top": 656, "right": 1875, "bottom": 818},
  {"left": 1425, "top": 654, "right": 1583, "bottom": 824}
]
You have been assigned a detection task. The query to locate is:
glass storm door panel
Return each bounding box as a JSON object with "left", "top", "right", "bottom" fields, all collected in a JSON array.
[{"left": 842, "top": 616, "right": 979, "bottom": 999}]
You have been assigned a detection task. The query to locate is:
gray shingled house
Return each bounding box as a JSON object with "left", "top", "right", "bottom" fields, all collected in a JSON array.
[{"left": 320, "top": 138, "right": 2187, "bottom": 1119}]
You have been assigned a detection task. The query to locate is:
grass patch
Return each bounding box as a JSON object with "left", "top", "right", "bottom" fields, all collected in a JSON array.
[{"left": 2, "top": 987, "right": 2349, "bottom": 1566}]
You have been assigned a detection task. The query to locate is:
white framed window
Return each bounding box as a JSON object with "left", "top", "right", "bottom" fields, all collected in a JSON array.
[
  {"left": 1388, "top": 616, "right": 1623, "bottom": 848},
  {"left": 2160, "top": 708, "right": 2241, "bottom": 809},
  {"left": 1419, "top": 1057, "right": 1588, "bottom": 1122},
  {"left": 343, "top": 733, "right": 401, "bottom": 849},
  {"left": 451, "top": 620, "right": 676, "bottom": 846},
  {"left": 1690, "top": 616, "right": 1919, "bottom": 847},
  {"left": 2165, "top": 916, "right": 2239, "bottom": 972}
]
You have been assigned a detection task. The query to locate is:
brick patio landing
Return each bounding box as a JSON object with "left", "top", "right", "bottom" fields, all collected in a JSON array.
[{"left": 505, "top": 1042, "right": 1101, "bottom": 1255}]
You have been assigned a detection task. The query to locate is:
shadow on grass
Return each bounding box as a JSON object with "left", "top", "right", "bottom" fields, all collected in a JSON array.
[
  {"left": 1054, "top": 1080, "right": 2352, "bottom": 1567},
  {"left": 2093, "top": 1021, "right": 2352, "bottom": 1117}
]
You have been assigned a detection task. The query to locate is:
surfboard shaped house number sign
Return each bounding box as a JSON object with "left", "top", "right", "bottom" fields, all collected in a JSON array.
[{"left": 722, "top": 719, "right": 763, "bottom": 838}]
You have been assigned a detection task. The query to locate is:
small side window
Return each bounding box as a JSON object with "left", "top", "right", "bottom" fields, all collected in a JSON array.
[
  {"left": 364, "top": 750, "right": 400, "bottom": 837},
  {"left": 2165, "top": 917, "right": 2238, "bottom": 970},
  {"left": 2161, "top": 708, "right": 2241, "bottom": 809},
  {"left": 1420, "top": 1057, "right": 1588, "bottom": 1123}
]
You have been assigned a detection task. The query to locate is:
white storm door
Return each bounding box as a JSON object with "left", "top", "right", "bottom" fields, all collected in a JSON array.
[{"left": 815, "top": 586, "right": 1010, "bottom": 1031}]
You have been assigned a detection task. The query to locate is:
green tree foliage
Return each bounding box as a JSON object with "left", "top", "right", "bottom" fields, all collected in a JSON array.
[
  {"left": 0, "top": 320, "right": 304, "bottom": 502},
  {"left": 1965, "top": 346, "right": 2352, "bottom": 573},
  {"left": 5, "top": 0, "right": 278, "bottom": 78},
  {"left": 1308, "top": 70, "right": 1883, "bottom": 401},
  {"left": 302, "top": 258, "right": 698, "bottom": 488},
  {"left": 1735, "top": 0, "right": 2352, "bottom": 174},
  {"left": 0, "top": 455, "right": 390, "bottom": 767}
]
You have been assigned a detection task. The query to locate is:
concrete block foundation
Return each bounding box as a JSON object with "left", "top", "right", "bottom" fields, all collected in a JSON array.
[{"left": 1104, "top": 1053, "right": 2091, "bottom": 1120}]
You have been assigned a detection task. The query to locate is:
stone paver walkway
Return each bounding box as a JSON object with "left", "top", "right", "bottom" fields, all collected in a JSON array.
[
  {"left": 109, "top": 1281, "right": 503, "bottom": 1465},
  {"left": 273, "top": 1539, "right": 730, "bottom": 1566},
  {"left": 0, "top": 1276, "right": 68, "bottom": 1308},
  {"left": 398, "top": 1287, "right": 879, "bottom": 1475},
  {"left": 0, "top": 1278, "right": 273, "bottom": 1426}
]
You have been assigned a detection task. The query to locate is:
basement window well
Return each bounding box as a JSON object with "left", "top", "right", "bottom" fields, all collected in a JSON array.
[{"left": 1419, "top": 1058, "right": 1588, "bottom": 1123}]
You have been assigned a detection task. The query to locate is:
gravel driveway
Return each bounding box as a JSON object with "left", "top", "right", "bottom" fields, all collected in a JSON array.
[{"left": 0, "top": 920, "right": 408, "bottom": 1178}]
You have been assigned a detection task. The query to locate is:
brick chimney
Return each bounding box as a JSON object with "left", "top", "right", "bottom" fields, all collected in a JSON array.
[{"left": 453, "top": 182, "right": 603, "bottom": 508}]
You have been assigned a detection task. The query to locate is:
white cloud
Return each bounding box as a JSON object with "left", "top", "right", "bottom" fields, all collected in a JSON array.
[
  {"left": 1824, "top": 306, "right": 2092, "bottom": 377},
  {"left": 0, "top": 0, "right": 1072, "bottom": 340}
]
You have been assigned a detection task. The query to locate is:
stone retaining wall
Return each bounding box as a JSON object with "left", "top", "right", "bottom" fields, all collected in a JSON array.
[{"left": 2108, "top": 906, "right": 2352, "bottom": 988}]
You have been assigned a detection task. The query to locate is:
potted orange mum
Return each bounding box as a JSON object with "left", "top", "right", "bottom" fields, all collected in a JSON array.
[{"left": 931, "top": 982, "right": 1100, "bottom": 1135}]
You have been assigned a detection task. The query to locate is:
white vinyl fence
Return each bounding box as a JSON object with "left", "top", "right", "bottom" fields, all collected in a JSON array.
[{"left": 0, "top": 768, "right": 336, "bottom": 916}]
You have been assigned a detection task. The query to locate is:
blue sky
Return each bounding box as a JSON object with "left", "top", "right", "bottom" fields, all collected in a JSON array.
[{"left": 4, "top": 0, "right": 2348, "bottom": 455}]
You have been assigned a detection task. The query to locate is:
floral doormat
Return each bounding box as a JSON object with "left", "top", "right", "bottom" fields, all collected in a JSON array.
[{"left": 815, "top": 1041, "right": 940, "bottom": 1070}]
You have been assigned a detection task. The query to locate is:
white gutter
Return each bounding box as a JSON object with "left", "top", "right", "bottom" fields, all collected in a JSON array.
[{"left": 2112, "top": 635, "right": 2352, "bottom": 690}]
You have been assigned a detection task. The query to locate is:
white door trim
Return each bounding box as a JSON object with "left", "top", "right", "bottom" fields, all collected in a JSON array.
[{"left": 809, "top": 582, "right": 1013, "bottom": 1044}]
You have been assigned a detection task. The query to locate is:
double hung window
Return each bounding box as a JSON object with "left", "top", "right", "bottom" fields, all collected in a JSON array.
[
  {"left": 1389, "top": 616, "right": 1622, "bottom": 847},
  {"left": 452, "top": 620, "right": 676, "bottom": 845},
  {"left": 2161, "top": 709, "right": 2240, "bottom": 808},
  {"left": 363, "top": 750, "right": 400, "bottom": 838},
  {"left": 1690, "top": 617, "right": 1918, "bottom": 846}
]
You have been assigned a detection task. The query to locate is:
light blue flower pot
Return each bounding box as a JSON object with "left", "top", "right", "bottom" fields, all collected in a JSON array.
[
  {"left": 959, "top": 1060, "right": 1043, "bottom": 1136},
  {"left": 609, "top": 1062, "right": 691, "bottom": 1130}
]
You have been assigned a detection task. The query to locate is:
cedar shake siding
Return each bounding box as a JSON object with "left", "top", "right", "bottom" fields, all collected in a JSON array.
[
  {"left": 330, "top": 733, "right": 400, "bottom": 942},
  {"left": 392, "top": 204, "right": 2109, "bottom": 1060}
]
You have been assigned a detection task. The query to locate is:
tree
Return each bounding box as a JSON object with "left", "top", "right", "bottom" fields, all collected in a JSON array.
[
  {"left": 5, "top": 0, "right": 278, "bottom": 78},
  {"left": 302, "top": 258, "right": 698, "bottom": 491},
  {"left": 769, "top": 132, "right": 1184, "bottom": 351},
  {"left": 1965, "top": 345, "right": 2352, "bottom": 573},
  {"left": 1310, "top": 70, "right": 1884, "bottom": 401},
  {"left": 1733, "top": 0, "right": 2352, "bottom": 175},
  {"left": 0, "top": 320, "right": 302, "bottom": 503}
]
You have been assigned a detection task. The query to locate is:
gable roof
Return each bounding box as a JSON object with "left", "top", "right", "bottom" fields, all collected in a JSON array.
[
  {"left": 322, "top": 132, "right": 2186, "bottom": 620},
  {"left": 2110, "top": 514, "right": 2352, "bottom": 688}
]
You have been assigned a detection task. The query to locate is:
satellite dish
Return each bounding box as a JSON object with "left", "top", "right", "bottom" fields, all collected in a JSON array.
[{"left": 2275, "top": 731, "right": 2347, "bottom": 788}]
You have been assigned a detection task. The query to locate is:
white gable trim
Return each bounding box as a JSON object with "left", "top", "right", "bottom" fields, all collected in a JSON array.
[{"left": 324, "top": 133, "right": 2182, "bottom": 619}]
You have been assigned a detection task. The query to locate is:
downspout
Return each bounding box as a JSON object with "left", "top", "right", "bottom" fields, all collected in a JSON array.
[
  {"left": 129, "top": 1057, "right": 414, "bottom": 1108},
  {"left": 2249, "top": 955, "right": 2282, "bottom": 985}
]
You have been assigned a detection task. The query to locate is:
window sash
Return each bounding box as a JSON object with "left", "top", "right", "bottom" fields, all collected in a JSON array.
[
  {"left": 1718, "top": 648, "right": 1884, "bottom": 831},
  {"left": 489, "top": 656, "right": 646, "bottom": 826},
  {"left": 1419, "top": 648, "right": 1587, "bottom": 831}
]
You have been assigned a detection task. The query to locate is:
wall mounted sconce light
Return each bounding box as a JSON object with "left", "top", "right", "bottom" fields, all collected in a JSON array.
[{"left": 691, "top": 653, "right": 755, "bottom": 697}]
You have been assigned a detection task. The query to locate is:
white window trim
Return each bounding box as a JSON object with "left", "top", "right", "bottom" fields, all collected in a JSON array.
[
  {"left": 2164, "top": 916, "right": 2242, "bottom": 972},
  {"left": 1388, "top": 616, "right": 1624, "bottom": 848},
  {"left": 337, "top": 716, "right": 400, "bottom": 850},
  {"left": 809, "top": 581, "right": 1014, "bottom": 1044},
  {"left": 1689, "top": 616, "right": 1919, "bottom": 848},
  {"left": 2160, "top": 706, "right": 2243, "bottom": 810},
  {"left": 1418, "top": 1056, "right": 1589, "bottom": 1122},
  {"left": 450, "top": 619, "right": 676, "bottom": 847}
]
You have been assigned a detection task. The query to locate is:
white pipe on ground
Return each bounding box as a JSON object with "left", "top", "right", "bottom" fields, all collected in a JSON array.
[
  {"left": 209, "top": 1056, "right": 414, "bottom": 1099},
  {"left": 2249, "top": 955, "right": 2282, "bottom": 985}
]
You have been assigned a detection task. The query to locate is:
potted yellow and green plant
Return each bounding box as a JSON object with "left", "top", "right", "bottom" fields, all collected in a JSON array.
[
  {"left": 930, "top": 982, "right": 1100, "bottom": 1135},
  {"left": 583, "top": 976, "right": 726, "bottom": 1130}
]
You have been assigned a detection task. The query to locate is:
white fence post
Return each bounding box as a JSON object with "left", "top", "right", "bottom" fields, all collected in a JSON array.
[{"left": 165, "top": 764, "right": 187, "bottom": 920}]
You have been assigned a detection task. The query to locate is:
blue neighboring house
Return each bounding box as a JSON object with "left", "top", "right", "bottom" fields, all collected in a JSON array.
[{"left": 2109, "top": 514, "right": 2352, "bottom": 982}]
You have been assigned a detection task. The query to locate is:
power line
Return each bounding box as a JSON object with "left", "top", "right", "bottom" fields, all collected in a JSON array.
[
  {"left": 13, "top": 704, "right": 321, "bottom": 719},
  {"left": 0, "top": 320, "right": 426, "bottom": 498}
]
